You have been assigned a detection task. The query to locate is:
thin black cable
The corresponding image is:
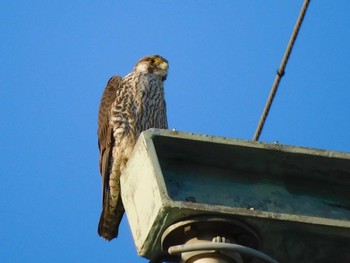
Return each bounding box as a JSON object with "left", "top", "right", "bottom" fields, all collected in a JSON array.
[{"left": 253, "top": 0, "right": 311, "bottom": 141}]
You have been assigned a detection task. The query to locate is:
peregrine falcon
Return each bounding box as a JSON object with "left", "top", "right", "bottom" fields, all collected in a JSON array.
[{"left": 97, "top": 55, "right": 169, "bottom": 240}]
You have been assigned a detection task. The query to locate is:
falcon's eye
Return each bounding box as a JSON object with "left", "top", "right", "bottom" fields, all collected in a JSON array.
[{"left": 149, "top": 58, "right": 156, "bottom": 64}]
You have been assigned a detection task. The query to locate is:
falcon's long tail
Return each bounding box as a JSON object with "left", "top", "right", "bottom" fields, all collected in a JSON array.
[{"left": 98, "top": 192, "right": 124, "bottom": 241}]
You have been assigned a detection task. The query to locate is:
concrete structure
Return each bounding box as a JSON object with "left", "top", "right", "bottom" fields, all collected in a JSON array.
[{"left": 121, "top": 129, "right": 350, "bottom": 262}]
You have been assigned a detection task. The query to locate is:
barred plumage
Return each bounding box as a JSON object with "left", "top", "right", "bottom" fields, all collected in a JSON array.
[{"left": 97, "top": 55, "right": 169, "bottom": 240}]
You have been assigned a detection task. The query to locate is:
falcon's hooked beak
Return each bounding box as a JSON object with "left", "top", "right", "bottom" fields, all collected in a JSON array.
[{"left": 158, "top": 60, "right": 169, "bottom": 81}]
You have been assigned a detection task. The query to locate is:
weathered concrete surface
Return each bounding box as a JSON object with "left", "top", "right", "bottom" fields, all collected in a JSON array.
[{"left": 121, "top": 129, "right": 350, "bottom": 262}]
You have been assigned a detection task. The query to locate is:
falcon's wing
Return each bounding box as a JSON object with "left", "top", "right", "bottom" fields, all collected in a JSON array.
[{"left": 97, "top": 75, "right": 122, "bottom": 190}]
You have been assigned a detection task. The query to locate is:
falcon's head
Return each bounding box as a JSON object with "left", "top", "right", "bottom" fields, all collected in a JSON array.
[{"left": 133, "top": 55, "right": 169, "bottom": 81}]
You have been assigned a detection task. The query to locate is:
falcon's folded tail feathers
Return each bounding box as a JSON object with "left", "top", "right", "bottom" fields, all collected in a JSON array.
[{"left": 98, "top": 192, "right": 124, "bottom": 241}]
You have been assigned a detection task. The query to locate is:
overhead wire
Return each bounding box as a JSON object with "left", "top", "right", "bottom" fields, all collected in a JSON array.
[{"left": 253, "top": 0, "right": 311, "bottom": 141}]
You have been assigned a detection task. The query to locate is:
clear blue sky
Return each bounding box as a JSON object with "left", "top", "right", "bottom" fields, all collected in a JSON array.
[{"left": 1, "top": 1, "right": 350, "bottom": 262}]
